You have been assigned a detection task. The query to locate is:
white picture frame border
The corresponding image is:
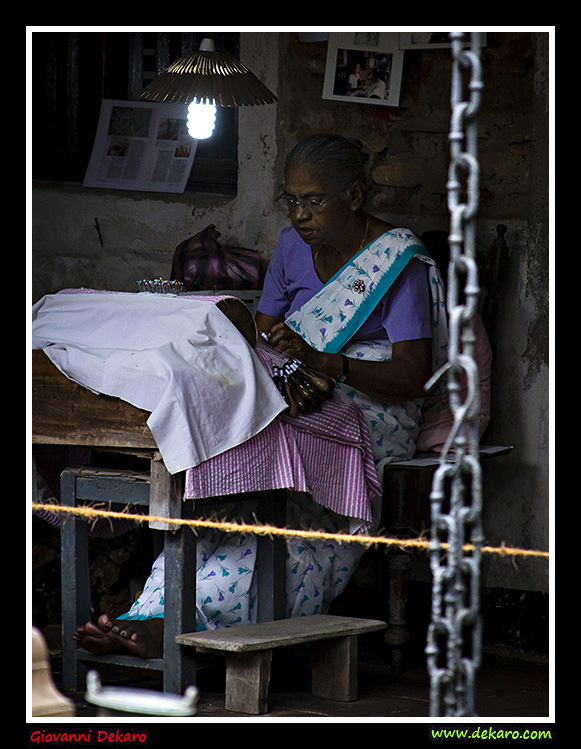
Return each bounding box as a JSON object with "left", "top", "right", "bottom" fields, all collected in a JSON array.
[{"left": 398, "top": 32, "right": 487, "bottom": 49}]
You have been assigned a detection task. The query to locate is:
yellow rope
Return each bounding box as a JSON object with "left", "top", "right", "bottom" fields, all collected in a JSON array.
[{"left": 31, "top": 502, "right": 549, "bottom": 559}]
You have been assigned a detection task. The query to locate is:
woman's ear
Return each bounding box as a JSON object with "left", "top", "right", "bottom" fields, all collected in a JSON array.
[{"left": 348, "top": 179, "right": 366, "bottom": 211}]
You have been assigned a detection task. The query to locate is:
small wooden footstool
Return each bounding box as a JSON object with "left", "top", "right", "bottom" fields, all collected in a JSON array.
[{"left": 176, "top": 615, "right": 387, "bottom": 714}]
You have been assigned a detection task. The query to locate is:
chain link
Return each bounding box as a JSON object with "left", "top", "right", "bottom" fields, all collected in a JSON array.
[{"left": 425, "top": 32, "right": 484, "bottom": 717}]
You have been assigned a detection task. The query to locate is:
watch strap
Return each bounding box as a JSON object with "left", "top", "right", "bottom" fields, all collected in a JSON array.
[{"left": 337, "top": 354, "right": 350, "bottom": 382}]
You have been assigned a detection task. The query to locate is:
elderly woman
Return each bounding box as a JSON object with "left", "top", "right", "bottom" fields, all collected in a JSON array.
[
  {"left": 73, "top": 133, "right": 447, "bottom": 658},
  {"left": 258, "top": 133, "right": 447, "bottom": 471}
]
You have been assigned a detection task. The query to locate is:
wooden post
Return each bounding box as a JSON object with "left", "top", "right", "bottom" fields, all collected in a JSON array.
[
  {"left": 385, "top": 551, "right": 412, "bottom": 674},
  {"left": 255, "top": 491, "right": 287, "bottom": 621},
  {"left": 149, "top": 452, "right": 182, "bottom": 531},
  {"left": 163, "top": 515, "right": 199, "bottom": 695},
  {"left": 60, "top": 470, "right": 91, "bottom": 692}
]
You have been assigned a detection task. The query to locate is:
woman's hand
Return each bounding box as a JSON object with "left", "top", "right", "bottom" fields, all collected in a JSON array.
[
  {"left": 267, "top": 321, "right": 318, "bottom": 365},
  {"left": 255, "top": 313, "right": 335, "bottom": 417},
  {"left": 256, "top": 311, "right": 315, "bottom": 363}
]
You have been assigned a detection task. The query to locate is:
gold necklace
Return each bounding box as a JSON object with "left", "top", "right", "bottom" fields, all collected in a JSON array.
[{"left": 313, "top": 213, "right": 369, "bottom": 273}]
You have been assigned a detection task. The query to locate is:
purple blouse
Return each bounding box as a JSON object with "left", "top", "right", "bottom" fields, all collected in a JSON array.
[{"left": 257, "top": 226, "right": 433, "bottom": 343}]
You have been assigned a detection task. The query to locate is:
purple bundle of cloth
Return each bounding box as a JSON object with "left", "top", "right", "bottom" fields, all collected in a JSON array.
[{"left": 171, "top": 224, "right": 265, "bottom": 292}]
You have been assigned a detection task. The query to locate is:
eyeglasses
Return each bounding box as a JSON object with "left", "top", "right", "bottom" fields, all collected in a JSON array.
[{"left": 276, "top": 183, "right": 352, "bottom": 214}]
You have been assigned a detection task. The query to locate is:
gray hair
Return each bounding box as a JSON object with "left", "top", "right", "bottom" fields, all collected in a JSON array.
[{"left": 284, "top": 133, "right": 368, "bottom": 190}]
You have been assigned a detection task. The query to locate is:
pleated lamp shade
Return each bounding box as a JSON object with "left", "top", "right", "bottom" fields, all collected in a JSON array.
[{"left": 140, "top": 38, "right": 277, "bottom": 107}]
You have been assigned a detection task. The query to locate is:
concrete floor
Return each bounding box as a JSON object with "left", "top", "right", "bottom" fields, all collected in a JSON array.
[{"left": 51, "top": 633, "right": 550, "bottom": 721}]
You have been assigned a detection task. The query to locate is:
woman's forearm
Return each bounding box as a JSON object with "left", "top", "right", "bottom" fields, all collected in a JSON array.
[{"left": 310, "top": 342, "right": 433, "bottom": 402}]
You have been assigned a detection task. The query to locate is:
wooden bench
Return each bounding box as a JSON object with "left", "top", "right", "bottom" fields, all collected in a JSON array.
[{"left": 176, "top": 614, "right": 387, "bottom": 714}]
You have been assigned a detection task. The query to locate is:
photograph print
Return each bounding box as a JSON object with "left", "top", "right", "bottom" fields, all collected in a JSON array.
[{"left": 322, "top": 33, "right": 404, "bottom": 108}]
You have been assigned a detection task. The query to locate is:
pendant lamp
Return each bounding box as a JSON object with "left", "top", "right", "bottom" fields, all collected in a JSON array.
[{"left": 140, "top": 38, "right": 277, "bottom": 139}]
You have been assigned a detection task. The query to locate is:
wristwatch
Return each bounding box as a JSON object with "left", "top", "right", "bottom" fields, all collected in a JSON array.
[{"left": 336, "top": 354, "right": 350, "bottom": 383}]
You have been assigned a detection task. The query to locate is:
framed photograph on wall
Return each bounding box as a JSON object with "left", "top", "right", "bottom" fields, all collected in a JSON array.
[
  {"left": 398, "top": 32, "right": 487, "bottom": 49},
  {"left": 322, "top": 33, "right": 404, "bottom": 108}
]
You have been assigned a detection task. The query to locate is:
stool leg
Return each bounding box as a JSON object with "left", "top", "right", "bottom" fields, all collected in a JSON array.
[
  {"left": 225, "top": 650, "right": 273, "bottom": 714},
  {"left": 311, "top": 635, "right": 357, "bottom": 701},
  {"left": 60, "top": 470, "right": 91, "bottom": 691},
  {"left": 385, "top": 550, "right": 411, "bottom": 674}
]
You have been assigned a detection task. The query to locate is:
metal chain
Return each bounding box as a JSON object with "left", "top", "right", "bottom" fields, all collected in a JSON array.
[{"left": 425, "top": 32, "right": 484, "bottom": 717}]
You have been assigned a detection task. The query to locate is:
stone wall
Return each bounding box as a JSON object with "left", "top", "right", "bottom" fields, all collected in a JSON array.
[{"left": 275, "top": 31, "right": 537, "bottom": 231}]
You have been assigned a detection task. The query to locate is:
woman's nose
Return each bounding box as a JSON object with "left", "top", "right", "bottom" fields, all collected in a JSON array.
[{"left": 294, "top": 203, "right": 312, "bottom": 220}]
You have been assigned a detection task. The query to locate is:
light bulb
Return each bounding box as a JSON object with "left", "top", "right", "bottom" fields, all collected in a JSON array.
[{"left": 187, "top": 98, "right": 217, "bottom": 139}]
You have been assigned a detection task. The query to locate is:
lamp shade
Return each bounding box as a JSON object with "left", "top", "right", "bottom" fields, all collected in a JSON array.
[{"left": 140, "top": 39, "right": 277, "bottom": 107}]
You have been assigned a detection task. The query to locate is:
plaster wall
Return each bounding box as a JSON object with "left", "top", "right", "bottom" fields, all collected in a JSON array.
[{"left": 31, "top": 33, "right": 284, "bottom": 303}]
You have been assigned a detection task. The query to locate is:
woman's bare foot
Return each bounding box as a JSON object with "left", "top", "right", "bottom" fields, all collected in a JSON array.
[
  {"left": 73, "top": 620, "right": 120, "bottom": 654},
  {"left": 96, "top": 614, "right": 164, "bottom": 658},
  {"left": 73, "top": 615, "right": 164, "bottom": 658}
]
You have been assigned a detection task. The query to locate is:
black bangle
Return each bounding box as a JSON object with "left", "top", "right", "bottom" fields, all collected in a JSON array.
[{"left": 336, "top": 354, "right": 350, "bottom": 383}]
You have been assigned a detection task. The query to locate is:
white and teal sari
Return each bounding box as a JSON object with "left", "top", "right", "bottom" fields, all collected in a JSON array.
[{"left": 285, "top": 228, "right": 449, "bottom": 480}]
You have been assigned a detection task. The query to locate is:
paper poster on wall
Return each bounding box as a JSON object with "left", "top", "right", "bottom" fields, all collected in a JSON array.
[
  {"left": 83, "top": 99, "right": 198, "bottom": 193},
  {"left": 322, "top": 33, "right": 404, "bottom": 108}
]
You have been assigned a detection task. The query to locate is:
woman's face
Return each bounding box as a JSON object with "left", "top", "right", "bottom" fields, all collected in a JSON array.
[{"left": 282, "top": 163, "right": 353, "bottom": 248}]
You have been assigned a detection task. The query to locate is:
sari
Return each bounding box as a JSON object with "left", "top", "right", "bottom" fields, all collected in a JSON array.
[{"left": 285, "top": 228, "right": 449, "bottom": 477}]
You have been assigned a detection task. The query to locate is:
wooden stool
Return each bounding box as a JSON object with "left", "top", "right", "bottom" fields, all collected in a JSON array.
[
  {"left": 176, "top": 614, "right": 387, "bottom": 714},
  {"left": 381, "top": 445, "right": 513, "bottom": 672}
]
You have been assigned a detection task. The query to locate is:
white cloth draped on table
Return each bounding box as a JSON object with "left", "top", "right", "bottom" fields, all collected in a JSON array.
[{"left": 31, "top": 291, "right": 287, "bottom": 474}]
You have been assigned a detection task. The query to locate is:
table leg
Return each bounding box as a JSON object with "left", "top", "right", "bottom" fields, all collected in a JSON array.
[
  {"left": 60, "top": 470, "right": 91, "bottom": 692},
  {"left": 163, "top": 518, "right": 199, "bottom": 694},
  {"left": 256, "top": 491, "right": 287, "bottom": 621}
]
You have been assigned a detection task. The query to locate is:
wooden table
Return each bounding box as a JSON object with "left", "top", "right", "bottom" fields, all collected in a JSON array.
[{"left": 32, "top": 349, "right": 286, "bottom": 694}]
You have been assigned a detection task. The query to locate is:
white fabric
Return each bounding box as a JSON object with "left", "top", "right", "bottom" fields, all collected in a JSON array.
[{"left": 31, "top": 292, "right": 287, "bottom": 473}]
